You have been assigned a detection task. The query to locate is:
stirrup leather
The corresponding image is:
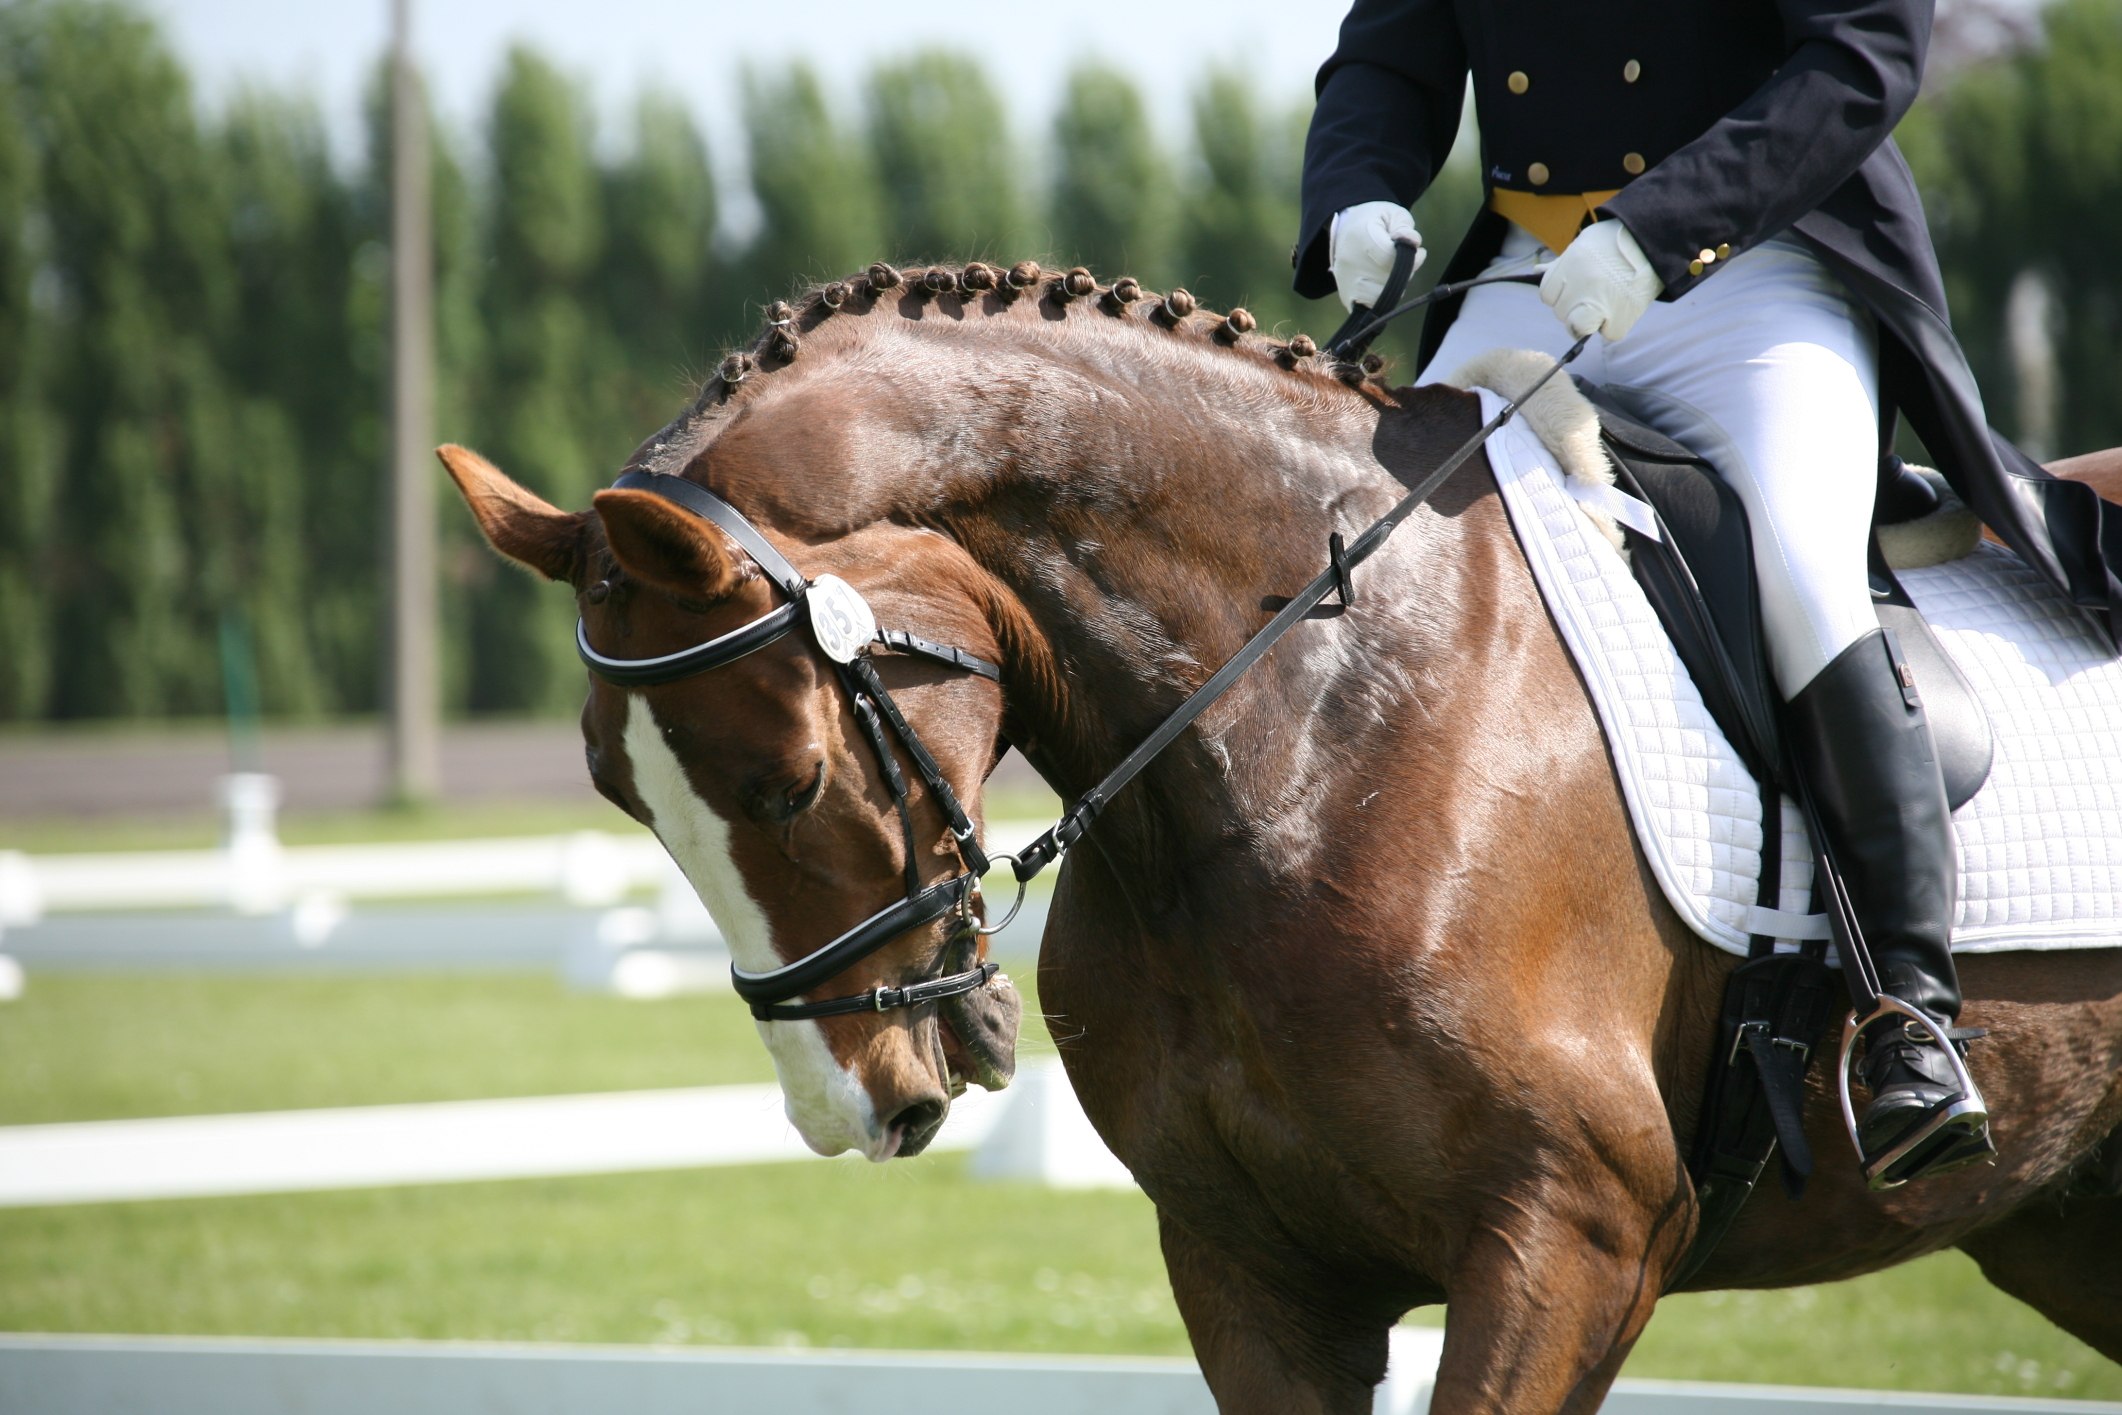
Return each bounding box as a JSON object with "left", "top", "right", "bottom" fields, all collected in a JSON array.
[{"left": 1836, "top": 995, "right": 1993, "bottom": 1190}]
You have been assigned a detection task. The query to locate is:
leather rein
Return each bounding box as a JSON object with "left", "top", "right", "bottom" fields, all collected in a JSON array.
[{"left": 580, "top": 254, "right": 1583, "bottom": 1024}]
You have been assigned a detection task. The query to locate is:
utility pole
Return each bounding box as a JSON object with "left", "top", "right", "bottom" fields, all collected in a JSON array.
[{"left": 386, "top": 0, "right": 440, "bottom": 804}]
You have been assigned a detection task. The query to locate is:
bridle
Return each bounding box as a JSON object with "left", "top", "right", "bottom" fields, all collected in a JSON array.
[
  {"left": 581, "top": 259, "right": 1584, "bottom": 1025},
  {"left": 577, "top": 471, "right": 1016, "bottom": 1022}
]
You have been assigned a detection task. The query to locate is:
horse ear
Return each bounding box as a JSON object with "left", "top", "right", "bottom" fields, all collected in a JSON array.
[
  {"left": 592, "top": 487, "right": 743, "bottom": 600},
  {"left": 436, "top": 444, "right": 587, "bottom": 584}
]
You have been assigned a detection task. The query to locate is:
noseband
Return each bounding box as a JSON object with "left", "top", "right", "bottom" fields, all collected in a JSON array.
[{"left": 578, "top": 471, "right": 1008, "bottom": 1022}]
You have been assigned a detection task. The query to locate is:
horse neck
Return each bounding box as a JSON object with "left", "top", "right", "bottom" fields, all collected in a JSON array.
[
  {"left": 919, "top": 348, "right": 1498, "bottom": 886},
  {"left": 707, "top": 319, "right": 1499, "bottom": 890}
]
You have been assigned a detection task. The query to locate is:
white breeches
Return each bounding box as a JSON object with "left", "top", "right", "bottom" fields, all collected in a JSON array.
[{"left": 1421, "top": 224, "right": 1882, "bottom": 696}]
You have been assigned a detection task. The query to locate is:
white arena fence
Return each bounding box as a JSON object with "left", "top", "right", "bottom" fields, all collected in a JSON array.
[
  {"left": 3, "top": 1331, "right": 2115, "bottom": 1415},
  {"left": 0, "top": 795, "right": 1055, "bottom": 986},
  {"left": 0, "top": 811, "right": 1054, "bottom": 922}
]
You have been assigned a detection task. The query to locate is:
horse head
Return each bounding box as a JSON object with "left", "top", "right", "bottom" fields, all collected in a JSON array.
[
  {"left": 438, "top": 441, "right": 1021, "bottom": 1162},
  {"left": 434, "top": 259, "right": 1438, "bottom": 1166}
]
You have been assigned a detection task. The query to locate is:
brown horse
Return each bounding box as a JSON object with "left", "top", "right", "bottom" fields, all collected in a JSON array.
[{"left": 441, "top": 261, "right": 2122, "bottom": 1414}]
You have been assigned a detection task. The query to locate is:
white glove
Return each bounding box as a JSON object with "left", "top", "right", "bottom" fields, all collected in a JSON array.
[
  {"left": 1330, "top": 201, "right": 1427, "bottom": 312},
  {"left": 1539, "top": 219, "right": 1663, "bottom": 340}
]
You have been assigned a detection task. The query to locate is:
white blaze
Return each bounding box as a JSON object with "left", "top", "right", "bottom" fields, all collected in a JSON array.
[{"left": 621, "top": 695, "right": 877, "bottom": 1157}]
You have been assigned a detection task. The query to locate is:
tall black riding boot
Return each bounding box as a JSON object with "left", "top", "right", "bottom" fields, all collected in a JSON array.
[{"left": 1785, "top": 629, "right": 1993, "bottom": 1187}]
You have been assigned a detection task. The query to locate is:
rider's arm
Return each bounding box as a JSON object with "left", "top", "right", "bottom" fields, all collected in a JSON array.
[
  {"left": 1599, "top": 0, "right": 1932, "bottom": 300},
  {"left": 1294, "top": 0, "right": 1467, "bottom": 301}
]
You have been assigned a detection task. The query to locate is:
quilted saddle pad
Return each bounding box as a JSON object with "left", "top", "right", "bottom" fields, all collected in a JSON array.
[{"left": 1472, "top": 384, "right": 2122, "bottom": 957}]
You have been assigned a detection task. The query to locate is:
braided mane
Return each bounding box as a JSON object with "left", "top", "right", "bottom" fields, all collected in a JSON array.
[{"left": 627, "top": 261, "right": 1393, "bottom": 478}]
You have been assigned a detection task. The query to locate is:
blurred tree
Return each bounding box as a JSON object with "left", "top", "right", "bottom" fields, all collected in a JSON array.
[
  {"left": 1047, "top": 63, "right": 1176, "bottom": 283},
  {"left": 0, "top": 53, "right": 59, "bottom": 719},
  {"left": 8, "top": 0, "right": 238, "bottom": 718},
  {"left": 1179, "top": 71, "right": 1306, "bottom": 337},
  {"left": 2017, "top": 0, "right": 2122, "bottom": 456},
  {"left": 867, "top": 52, "right": 1024, "bottom": 262},
  {"left": 742, "top": 62, "right": 886, "bottom": 290},
  {"left": 601, "top": 90, "right": 719, "bottom": 433},
  {"left": 1901, "top": 0, "right": 2122, "bottom": 456},
  {"left": 467, "top": 46, "right": 611, "bottom": 713},
  {"left": 214, "top": 90, "right": 353, "bottom": 718}
]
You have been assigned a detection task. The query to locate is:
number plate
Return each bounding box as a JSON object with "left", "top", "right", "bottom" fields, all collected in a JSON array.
[{"left": 806, "top": 575, "right": 877, "bottom": 663}]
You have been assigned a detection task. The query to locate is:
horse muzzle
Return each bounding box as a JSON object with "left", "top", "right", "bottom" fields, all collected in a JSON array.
[{"left": 938, "top": 956, "right": 1022, "bottom": 1095}]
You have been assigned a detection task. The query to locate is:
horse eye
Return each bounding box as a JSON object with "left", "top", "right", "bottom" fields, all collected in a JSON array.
[
  {"left": 744, "top": 761, "right": 825, "bottom": 826},
  {"left": 785, "top": 764, "right": 825, "bottom": 816}
]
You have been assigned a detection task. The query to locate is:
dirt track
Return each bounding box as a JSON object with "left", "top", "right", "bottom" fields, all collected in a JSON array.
[
  {"left": 0, "top": 722, "right": 599, "bottom": 818},
  {"left": 0, "top": 722, "right": 1048, "bottom": 820}
]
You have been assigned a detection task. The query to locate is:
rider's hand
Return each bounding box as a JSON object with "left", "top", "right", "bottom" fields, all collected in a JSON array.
[
  {"left": 1539, "top": 218, "right": 1663, "bottom": 340},
  {"left": 1330, "top": 201, "right": 1426, "bottom": 313}
]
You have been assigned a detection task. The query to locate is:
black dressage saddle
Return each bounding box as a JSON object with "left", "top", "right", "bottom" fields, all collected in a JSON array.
[{"left": 1577, "top": 384, "right": 1994, "bottom": 811}]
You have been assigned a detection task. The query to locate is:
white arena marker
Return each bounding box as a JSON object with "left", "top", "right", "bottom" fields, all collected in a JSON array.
[{"left": 969, "top": 1059, "right": 1135, "bottom": 1190}]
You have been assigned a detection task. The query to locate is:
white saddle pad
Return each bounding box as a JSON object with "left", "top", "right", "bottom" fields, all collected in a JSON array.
[{"left": 1472, "top": 384, "right": 2122, "bottom": 957}]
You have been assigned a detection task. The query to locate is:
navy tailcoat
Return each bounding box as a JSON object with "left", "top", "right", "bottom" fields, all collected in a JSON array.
[{"left": 1295, "top": 0, "right": 2122, "bottom": 650}]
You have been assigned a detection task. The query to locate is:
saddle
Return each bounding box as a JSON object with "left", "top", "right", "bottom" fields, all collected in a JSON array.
[{"left": 1572, "top": 386, "right": 1998, "bottom": 1288}]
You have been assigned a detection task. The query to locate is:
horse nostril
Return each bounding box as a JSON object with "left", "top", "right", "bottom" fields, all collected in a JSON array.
[{"left": 888, "top": 1097, "right": 947, "bottom": 1156}]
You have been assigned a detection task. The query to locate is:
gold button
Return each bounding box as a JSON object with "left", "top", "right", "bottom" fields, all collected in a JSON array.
[
  {"left": 1689, "top": 259, "right": 1705, "bottom": 276},
  {"left": 1717, "top": 243, "right": 1732, "bottom": 260},
  {"left": 1698, "top": 248, "right": 1718, "bottom": 265},
  {"left": 1623, "top": 59, "right": 1642, "bottom": 83},
  {"left": 1508, "top": 70, "right": 1530, "bottom": 95},
  {"left": 1527, "top": 161, "right": 1550, "bottom": 186},
  {"left": 1622, "top": 152, "right": 1645, "bottom": 176}
]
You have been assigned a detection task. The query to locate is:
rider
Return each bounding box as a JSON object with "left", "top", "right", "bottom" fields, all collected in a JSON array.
[{"left": 1294, "top": 0, "right": 2122, "bottom": 1186}]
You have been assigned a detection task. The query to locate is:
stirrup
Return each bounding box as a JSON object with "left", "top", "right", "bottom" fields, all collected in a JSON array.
[{"left": 1836, "top": 995, "right": 1993, "bottom": 1190}]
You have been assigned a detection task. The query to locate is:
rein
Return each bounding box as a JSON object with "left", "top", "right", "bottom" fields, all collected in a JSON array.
[
  {"left": 578, "top": 286, "right": 1585, "bottom": 1023},
  {"left": 1325, "top": 240, "right": 1547, "bottom": 359}
]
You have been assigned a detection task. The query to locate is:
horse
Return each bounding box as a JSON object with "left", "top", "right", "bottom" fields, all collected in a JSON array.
[{"left": 439, "top": 260, "right": 2122, "bottom": 1414}]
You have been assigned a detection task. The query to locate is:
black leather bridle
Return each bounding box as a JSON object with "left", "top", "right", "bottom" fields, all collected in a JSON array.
[{"left": 578, "top": 471, "right": 1009, "bottom": 1022}]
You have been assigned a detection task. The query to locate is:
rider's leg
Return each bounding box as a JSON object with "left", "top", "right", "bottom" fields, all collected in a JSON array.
[{"left": 1601, "top": 237, "right": 1983, "bottom": 1181}]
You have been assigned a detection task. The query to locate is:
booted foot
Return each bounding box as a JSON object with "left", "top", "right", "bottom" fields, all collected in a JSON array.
[{"left": 1857, "top": 1019, "right": 1994, "bottom": 1188}]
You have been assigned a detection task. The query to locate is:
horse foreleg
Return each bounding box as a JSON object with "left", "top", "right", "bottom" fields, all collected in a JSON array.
[
  {"left": 1958, "top": 1194, "right": 2122, "bottom": 1363},
  {"left": 1159, "top": 1209, "right": 1389, "bottom": 1415},
  {"left": 1428, "top": 1171, "right": 1695, "bottom": 1414}
]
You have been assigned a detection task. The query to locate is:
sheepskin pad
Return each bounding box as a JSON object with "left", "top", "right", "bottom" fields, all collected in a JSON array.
[{"left": 1458, "top": 372, "right": 2122, "bottom": 957}]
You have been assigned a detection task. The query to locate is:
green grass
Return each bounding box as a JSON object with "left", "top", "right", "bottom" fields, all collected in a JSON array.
[
  {"left": 1627, "top": 1260, "right": 2120, "bottom": 1400},
  {"left": 0, "top": 972, "right": 2113, "bottom": 1397},
  {"left": 0, "top": 1157, "right": 1182, "bottom": 1353},
  {"left": 0, "top": 974, "right": 775, "bottom": 1124}
]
